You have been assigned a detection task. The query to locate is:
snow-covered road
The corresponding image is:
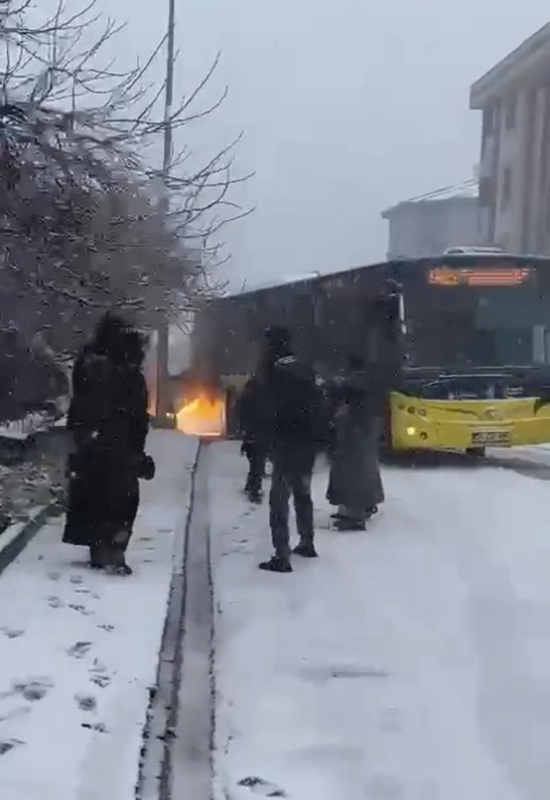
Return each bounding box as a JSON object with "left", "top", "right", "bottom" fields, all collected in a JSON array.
[
  {"left": 0, "top": 431, "right": 198, "bottom": 800},
  {"left": 210, "top": 442, "right": 550, "bottom": 800}
]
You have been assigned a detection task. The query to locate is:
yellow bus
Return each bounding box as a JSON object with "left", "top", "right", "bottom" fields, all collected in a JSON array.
[
  {"left": 192, "top": 251, "right": 550, "bottom": 452},
  {"left": 390, "top": 251, "right": 550, "bottom": 453}
]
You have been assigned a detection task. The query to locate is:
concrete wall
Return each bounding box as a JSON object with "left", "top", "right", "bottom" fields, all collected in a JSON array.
[{"left": 478, "top": 84, "right": 550, "bottom": 255}]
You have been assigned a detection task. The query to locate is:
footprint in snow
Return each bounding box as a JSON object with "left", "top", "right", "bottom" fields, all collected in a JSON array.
[
  {"left": 90, "top": 673, "right": 110, "bottom": 689},
  {"left": 75, "top": 693, "right": 97, "bottom": 712},
  {"left": 237, "top": 777, "right": 287, "bottom": 797},
  {"left": 1, "top": 627, "right": 24, "bottom": 639},
  {"left": 69, "top": 575, "right": 83, "bottom": 585},
  {"left": 13, "top": 677, "right": 53, "bottom": 702},
  {"left": 67, "top": 641, "right": 93, "bottom": 659},
  {"left": 89, "top": 661, "right": 110, "bottom": 687},
  {"left": 47, "top": 596, "right": 64, "bottom": 609},
  {"left": 75, "top": 589, "right": 100, "bottom": 600},
  {"left": 48, "top": 570, "right": 61, "bottom": 582},
  {"left": 0, "top": 739, "right": 24, "bottom": 756},
  {"left": 82, "top": 722, "right": 107, "bottom": 733},
  {"left": 69, "top": 604, "right": 94, "bottom": 616},
  {"left": 98, "top": 624, "right": 114, "bottom": 633}
]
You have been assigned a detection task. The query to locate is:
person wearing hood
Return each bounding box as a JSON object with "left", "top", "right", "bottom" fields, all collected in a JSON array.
[
  {"left": 63, "top": 313, "right": 154, "bottom": 575},
  {"left": 326, "top": 353, "right": 385, "bottom": 530},
  {"left": 257, "top": 326, "right": 325, "bottom": 573}
]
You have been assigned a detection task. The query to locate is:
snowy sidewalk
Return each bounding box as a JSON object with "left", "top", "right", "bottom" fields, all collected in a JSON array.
[
  {"left": 210, "top": 442, "right": 550, "bottom": 800},
  {"left": 0, "top": 431, "right": 197, "bottom": 800}
]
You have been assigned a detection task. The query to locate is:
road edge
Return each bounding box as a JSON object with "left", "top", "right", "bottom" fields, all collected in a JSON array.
[
  {"left": 170, "top": 441, "right": 214, "bottom": 800},
  {"left": 0, "top": 501, "right": 61, "bottom": 576},
  {"left": 135, "top": 437, "right": 206, "bottom": 800}
]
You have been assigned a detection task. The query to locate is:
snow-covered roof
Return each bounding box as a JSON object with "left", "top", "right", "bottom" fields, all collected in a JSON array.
[
  {"left": 231, "top": 272, "right": 322, "bottom": 296},
  {"left": 381, "top": 180, "right": 479, "bottom": 218},
  {"left": 471, "top": 22, "right": 550, "bottom": 108}
]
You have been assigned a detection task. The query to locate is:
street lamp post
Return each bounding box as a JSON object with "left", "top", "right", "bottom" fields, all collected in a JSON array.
[{"left": 155, "top": 0, "right": 176, "bottom": 425}]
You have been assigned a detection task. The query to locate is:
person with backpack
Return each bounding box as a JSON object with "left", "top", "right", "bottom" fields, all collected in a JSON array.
[
  {"left": 257, "top": 326, "right": 325, "bottom": 573},
  {"left": 63, "top": 313, "right": 154, "bottom": 575}
]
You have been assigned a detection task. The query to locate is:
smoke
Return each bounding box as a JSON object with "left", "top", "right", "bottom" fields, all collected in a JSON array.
[{"left": 144, "top": 324, "right": 193, "bottom": 413}]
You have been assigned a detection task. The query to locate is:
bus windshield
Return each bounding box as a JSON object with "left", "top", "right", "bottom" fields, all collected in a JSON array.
[{"left": 403, "top": 262, "right": 550, "bottom": 369}]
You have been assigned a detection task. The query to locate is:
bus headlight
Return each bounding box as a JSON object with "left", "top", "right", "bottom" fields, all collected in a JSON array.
[{"left": 406, "top": 426, "right": 416, "bottom": 436}]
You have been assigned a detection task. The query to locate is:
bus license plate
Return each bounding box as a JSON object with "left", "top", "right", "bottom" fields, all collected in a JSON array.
[{"left": 471, "top": 431, "right": 510, "bottom": 446}]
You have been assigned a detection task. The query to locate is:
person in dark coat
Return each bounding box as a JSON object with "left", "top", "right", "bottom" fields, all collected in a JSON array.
[
  {"left": 257, "top": 326, "right": 325, "bottom": 573},
  {"left": 236, "top": 375, "right": 267, "bottom": 503},
  {"left": 326, "top": 354, "right": 384, "bottom": 530},
  {"left": 63, "top": 313, "right": 154, "bottom": 575}
]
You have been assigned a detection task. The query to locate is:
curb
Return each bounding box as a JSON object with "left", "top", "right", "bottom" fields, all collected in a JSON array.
[
  {"left": 0, "top": 501, "right": 62, "bottom": 576},
  {"left": 135, "top": 438, "right": 206, "bottom": 800}
]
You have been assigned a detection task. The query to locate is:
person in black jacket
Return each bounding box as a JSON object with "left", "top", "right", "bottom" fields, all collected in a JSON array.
[
  {"left": 236, "top": 375, "right": 267, "bottom": 503},
  {"left": 257, "top": 326, "right": 324, "bottom": 573},
  {"left": 63, "top": 313, "right": 154, "bottom": 575}
]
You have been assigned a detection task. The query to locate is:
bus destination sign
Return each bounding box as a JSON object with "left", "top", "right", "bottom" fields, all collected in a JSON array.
[{"left": 428, "top": 266, "right": 534, "bottom": 287}]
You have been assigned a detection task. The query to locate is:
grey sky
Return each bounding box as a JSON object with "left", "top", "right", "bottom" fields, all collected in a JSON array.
[{"left": 112, "top": 1, "right": 550, "bottom": 289}]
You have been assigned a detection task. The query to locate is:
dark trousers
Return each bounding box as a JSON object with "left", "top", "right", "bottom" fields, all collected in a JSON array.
[
  {"left": 269, "top": 444, "right": 315, "bottom": 559},
  {"left": 90, "top": 475, "right": 140, "bottom": 567},
  {"left": 64, "top": 460, "right": 140, "bottom": 567},
  {"left": 244, "top": 440, "right": 265, "bottom": 496}
]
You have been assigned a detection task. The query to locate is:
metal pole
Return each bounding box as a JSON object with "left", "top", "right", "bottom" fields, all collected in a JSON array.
[{"left": 155, "top": 0, "right": 176, "bottom": 423}]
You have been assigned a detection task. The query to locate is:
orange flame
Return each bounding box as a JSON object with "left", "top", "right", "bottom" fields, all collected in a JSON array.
[{"left": 176, "top": 392, "right": 226, "bottom": 437}]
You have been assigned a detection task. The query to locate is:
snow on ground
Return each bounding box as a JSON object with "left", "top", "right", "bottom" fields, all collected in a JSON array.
[
  {"left": 490, "top": 443, "right": 550, "bottom": 468},
  {"left": 0, "top": 412, "right": 51, "bottom": 439},
  {"left": 210, "top": 442, "right": 550, "bottom": 800},
  {"left": 0, "top": 431, "right": 197, "bottom": 800}
]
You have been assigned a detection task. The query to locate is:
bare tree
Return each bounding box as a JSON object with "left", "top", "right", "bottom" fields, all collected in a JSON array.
[{"left": 0, "top": 0, "right": 250, "bottom": 352}]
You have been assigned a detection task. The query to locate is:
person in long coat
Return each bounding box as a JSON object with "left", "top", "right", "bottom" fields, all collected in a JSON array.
[
  {"left": 326, "top": 354, "right": 384, "bottom": 530},
  {"left": 62, "top": 314, "right": 153, "bottom": 575}
]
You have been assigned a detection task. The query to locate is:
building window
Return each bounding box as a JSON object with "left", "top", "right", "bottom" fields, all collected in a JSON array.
[
  {"left": 500, "top": 166, "right": 512, "bottom": 210},
  {"left": 505, "top": 93, "right": 517, "bottom": 130}
]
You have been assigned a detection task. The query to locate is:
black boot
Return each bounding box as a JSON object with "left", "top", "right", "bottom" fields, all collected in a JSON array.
[
  {"left": 106, "top": 536, "right": 133, "bottom": 576},
  {"left": 293, "top": 539, "right": 318, "bottom": 558},
  {"left": 333, "top": 517, "right": 366, "bottom": 531},
  {"left": 259, "top": 555, "right": 292, "bottom": 573},
  {"left": 246, "top": 489, "right": 263, "bottom": 504},
  {"left": 109, "top": 562, "right": 133, "bottom": 576}
]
